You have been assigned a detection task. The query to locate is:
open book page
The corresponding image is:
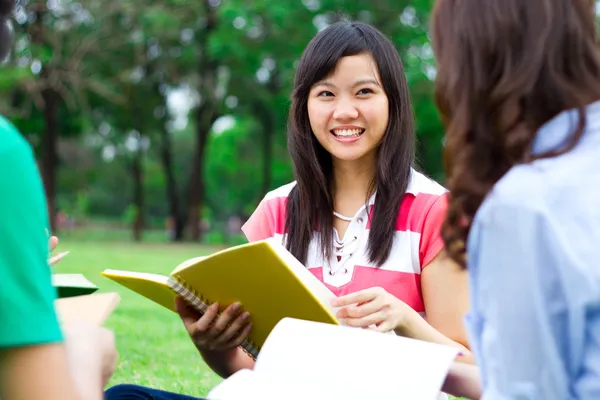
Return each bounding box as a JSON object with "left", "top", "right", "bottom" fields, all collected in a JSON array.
[
  {"left": 170, "top": 256, "right": 208, "bottom": 275},
  {"left": 101, "top": 270, "right": 177, "bottom": 311},
  {"left": 209, "top": 318, "right": 459, "bottom": 400},
  {"left": 265, "top": 237, "right": 341, "bottom": 317}
]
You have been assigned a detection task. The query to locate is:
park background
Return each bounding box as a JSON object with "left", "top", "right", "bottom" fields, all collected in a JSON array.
[{"left": 5, "top": 0, "right": 460, "bottom": 397}]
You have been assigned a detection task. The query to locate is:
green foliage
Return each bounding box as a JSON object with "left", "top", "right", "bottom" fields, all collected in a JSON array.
[
  {"left": 122, "top": 204, "right": 139, "bottom": 225},
  {"left": 204, "top": 116, "right": 264, "bottom": 218},
  {"left": 5, "top": 0, "right": 446, "bottom": 239}
]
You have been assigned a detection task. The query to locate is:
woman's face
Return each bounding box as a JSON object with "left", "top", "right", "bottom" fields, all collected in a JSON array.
[{"left": 307, "top": 53, "right": 389, "bottom": 164}]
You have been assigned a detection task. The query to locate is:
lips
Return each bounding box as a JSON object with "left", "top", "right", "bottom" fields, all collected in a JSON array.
[{"left": 330, "top": 128, "right": 365, "bottom": 138}]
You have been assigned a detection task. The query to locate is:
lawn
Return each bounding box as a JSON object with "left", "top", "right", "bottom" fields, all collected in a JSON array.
[
  {"left": 55, "top": 238, "right": 464, "bottom": 399},
  {"left": 55, "top": 239, "right": 225, "bottom": 398}
]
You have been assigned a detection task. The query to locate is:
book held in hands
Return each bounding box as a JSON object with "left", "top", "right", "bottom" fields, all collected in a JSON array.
[{"left": 101, "top": 238, "right": 341, "bottom": 358}]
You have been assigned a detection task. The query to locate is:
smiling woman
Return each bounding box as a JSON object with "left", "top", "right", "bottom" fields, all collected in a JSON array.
[
  {"left": 245, "top": 20, "right": 472, "bottom": 389},
  {"left": 105, "top": 20, "right": 471, "bottom": 400},
  {"left": 242, "top": 22, "right": 473, "bottom": 397}
]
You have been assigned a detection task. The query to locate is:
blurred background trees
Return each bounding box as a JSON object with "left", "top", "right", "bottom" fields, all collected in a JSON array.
[{"left": 1, "top": 0, "right": 444, "bottom": 244}]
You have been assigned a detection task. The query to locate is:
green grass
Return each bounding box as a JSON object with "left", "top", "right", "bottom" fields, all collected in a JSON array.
[
  {"left": 56, "top": 238, "right": 463, "bottom": 399},
  {"left": 55, "top": 239, "right": 225, "bottom": 397}
]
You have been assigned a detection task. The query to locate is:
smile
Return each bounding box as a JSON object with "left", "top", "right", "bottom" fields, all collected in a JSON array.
[{"left": 330, "top": 128, "right": 365, "bottom": 138}]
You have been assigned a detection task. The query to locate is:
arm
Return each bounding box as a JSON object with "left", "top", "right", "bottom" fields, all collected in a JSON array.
[
  {"left": 1, "top": 345, "right": 83, "bottom": 400},
  {"left": 1, "top": 321, "right": 117, "bottom": 400},
  {"left": 0, "top": 125, "right": 80, "bottom": 399},
  {"left": 0, "top": 122, "right": 113, "bottom": 399},
  {"left": 442, "top": 362, "right": 483, "bottom": 399},
  {"left": 399, "top": 251, "right": 474, "bottom": 364},
  {"left": 398, "top": 193, "right": 473, "bottom": 361},
  {"left": 197, "top": 347, "right": 256, "bottom": 379}
]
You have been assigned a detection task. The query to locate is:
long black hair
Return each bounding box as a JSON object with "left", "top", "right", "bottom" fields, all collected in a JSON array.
[{"left": 285, "top": 21, "right": 415, "bottom": 266}]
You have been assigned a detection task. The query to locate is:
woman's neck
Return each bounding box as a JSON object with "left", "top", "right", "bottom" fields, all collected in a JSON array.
[{"left": 331, "top": 155, "right": 376, "bottom": 217}]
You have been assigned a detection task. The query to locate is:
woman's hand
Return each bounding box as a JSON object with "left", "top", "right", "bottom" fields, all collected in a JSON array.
[
  {"left": 331, "top": 287, "right": 415, "bottom": 334},
  {"left": 175, "top": 296, "right": 252, "bottom": 353},
  {"left": 63, "top": 319, "right": 119, "bottom": 394},
  {"left": 47, "top": 233, "right": 69, "bottom": 265}
]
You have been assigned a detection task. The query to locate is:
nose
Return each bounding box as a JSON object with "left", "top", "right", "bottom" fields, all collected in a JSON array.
[{"left": 332, "top": 97, "right": 359, "bottom": 121}]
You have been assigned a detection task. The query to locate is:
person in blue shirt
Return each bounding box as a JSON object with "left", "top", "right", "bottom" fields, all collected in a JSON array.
[{"left": 431, "top": 0, "right": 600, "bottom": 399}]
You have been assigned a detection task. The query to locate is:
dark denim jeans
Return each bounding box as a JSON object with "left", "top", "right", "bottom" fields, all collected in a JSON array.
[{"left": 104, "top": 384, "right": 205, "bottom": 400}]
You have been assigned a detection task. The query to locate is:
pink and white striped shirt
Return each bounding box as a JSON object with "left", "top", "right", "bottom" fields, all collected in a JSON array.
[{"left": 241, "top": 169, "right": 448, "bottom": 316}]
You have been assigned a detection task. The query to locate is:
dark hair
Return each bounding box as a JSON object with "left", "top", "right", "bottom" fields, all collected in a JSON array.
[
  {"left": 0, "top": 0, "right": 14, "bottom": 62},
  {"left": 285, "top": 21, "right": 415, "bottom": 266},
  {"left": 431, "top": 0, "right": 600, "bottom": 267}
]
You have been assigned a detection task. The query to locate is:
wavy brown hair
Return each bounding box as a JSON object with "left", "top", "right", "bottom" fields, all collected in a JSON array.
[{"left": 431, "top": 0, "right": 600, "bottom": 267}]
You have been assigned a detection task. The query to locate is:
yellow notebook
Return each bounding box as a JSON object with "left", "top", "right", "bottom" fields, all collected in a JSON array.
[{"left": 101, "top": 238, "right": 340, "bottom": 359}]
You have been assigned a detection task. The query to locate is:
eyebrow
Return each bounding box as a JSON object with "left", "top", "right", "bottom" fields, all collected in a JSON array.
[{"left": 313, "top": 78, "right": 382, "bottom": 89}]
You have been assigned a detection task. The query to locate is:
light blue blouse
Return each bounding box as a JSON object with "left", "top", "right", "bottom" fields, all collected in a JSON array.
[{"left": 465, "top": 101, "right": 600, "bottom": 399}]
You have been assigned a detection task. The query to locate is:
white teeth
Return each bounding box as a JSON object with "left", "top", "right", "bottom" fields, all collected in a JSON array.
[{"left": 333, "top": 129, "right": 363, "bottom": 137}]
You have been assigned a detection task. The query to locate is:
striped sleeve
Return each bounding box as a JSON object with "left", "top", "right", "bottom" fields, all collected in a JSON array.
[
  {"left": 419, "top": 193, "right": 449, "bottom": 268},
  {"left": 242, "top": 198, "right": 276, "bottom": 242},
  {"left": 242, "top": 183, "right": 294, "bottom": 242}
]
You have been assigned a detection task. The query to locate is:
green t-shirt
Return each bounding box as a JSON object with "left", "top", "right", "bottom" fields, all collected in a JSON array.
[{"left": 0, "top": 116, "right": 62, "bottom": 347}]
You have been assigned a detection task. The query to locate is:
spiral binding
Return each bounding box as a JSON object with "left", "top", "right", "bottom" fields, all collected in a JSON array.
[{"left": 167, "top": 276, "right": 259, "bottom": 360}]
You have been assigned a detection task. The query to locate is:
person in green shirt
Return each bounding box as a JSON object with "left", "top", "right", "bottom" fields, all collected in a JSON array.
[
  {"left": 0, "top": 2, "right": 117, "bottom": 398},
  {"left": 0, "top": 114, "right": 64, "bottom": 350}
]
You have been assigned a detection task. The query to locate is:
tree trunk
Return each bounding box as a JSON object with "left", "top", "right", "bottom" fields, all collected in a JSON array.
[
  {"left": 30, "top": 1, "right": 59, "bottom": 232},
  {"left": 187, "top": 106, "right": 217, "bottom": 241},
  {"left": 187, "top": 0, "right": 220, "bottom": 242},
  {"left": 131, "top": 143, "right": 144, "bottom": 241},
  {"left": 41, "top": 87, "right": 59, "bottom": 232},
  {"left": 159, "top": 122, "right": 185, "bottom": 241},
  {"left": 130, "top": 93, "right": 145, "bottom": 241}
]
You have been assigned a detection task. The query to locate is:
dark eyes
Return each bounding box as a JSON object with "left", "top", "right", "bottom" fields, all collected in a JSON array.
[
  {"left": 357, "top": 88, "right": 374, "bottom": 95},
  {"left": 317, "top": 91, "right": 334, "bottom": 97},
  {"left": 316, "top": 88, "right": 374, "bottom": 97}
]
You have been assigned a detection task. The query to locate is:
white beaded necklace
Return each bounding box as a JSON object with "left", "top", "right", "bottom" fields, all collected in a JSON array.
[{"left": 333, "top": 211, "right": 353, "bottom": 221}]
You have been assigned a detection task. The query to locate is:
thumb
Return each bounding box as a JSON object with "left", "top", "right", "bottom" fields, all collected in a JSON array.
[
  {"left": 174, "top": 296, "right": 202, "bottom": 330},
  {"left": 49, "top": 236, "right": 59, "bottom": 252}
]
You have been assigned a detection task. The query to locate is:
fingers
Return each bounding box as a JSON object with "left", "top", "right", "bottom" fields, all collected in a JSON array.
[
  {"left": 175, "top": 296, "right": 209, "bottom": 331},
  {"left": 49, "top": 235, "right": 59, "bottom": 252},
  {"left": 229, "top": 323, "right": 253, "bottom": 348},
  {"left": 193, "top": 303, "right": 221, "bottom": 335},
  {"left": 336, "top": 296, "right": 385, "bottom": 319},
  {"left": 205, "top": 302, "right": 244, "bottom": 340},
  {"left": 331, "top": 287, "right": 384, "bottom": 307},
  {"left": 214, "top": 311, "right": 251, "bottom": 345},
  {"left": 175, "top": 297, "right": 253, "bottom": 351},
  {"left": 339, "top": 310, "right": 387, "bottom": 329}
]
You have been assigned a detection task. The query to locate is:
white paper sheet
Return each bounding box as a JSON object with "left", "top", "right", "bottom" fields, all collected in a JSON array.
[{"left": 208, "top": 318, "right": 459, "bottom": 400}]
